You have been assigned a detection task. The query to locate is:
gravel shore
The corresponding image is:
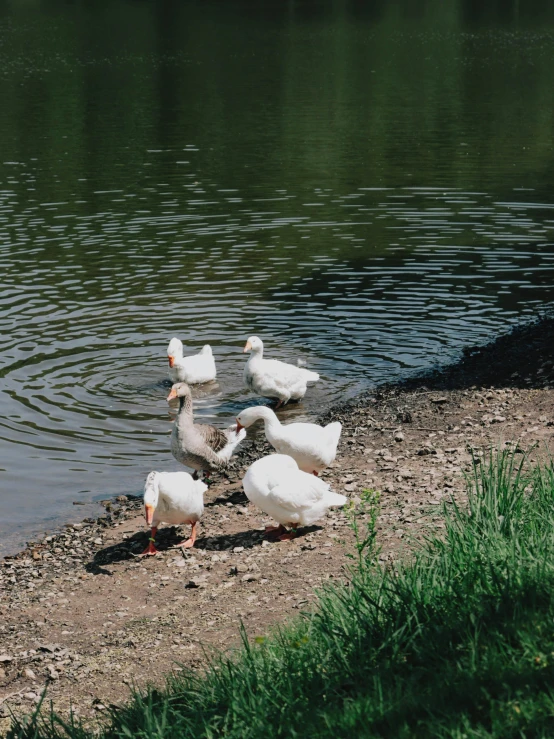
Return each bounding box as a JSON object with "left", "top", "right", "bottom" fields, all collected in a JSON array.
[{"left": 1, "top": 315, "right": 553, "bottom": 731}]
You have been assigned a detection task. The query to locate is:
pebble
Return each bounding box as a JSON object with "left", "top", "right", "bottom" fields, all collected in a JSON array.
[
  {"left": 241, "top": 573, "right": 260, "bottom": 582},
  {"left": 0, "top": 655, "right": 13, "bottom": 663},
  {"left": 171, "top": 558, "right": 186, "bottom": 568}
]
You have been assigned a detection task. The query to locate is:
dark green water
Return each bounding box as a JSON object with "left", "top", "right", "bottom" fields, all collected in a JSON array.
[{"left": 1, "top": 0, "right": 554, "bottom": 554}]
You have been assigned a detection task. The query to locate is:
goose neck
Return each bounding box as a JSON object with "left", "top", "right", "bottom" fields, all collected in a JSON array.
[
  {"left": 260, "top": 408, "right": 281, "bottom": 434},
  {"left": 178, "top": 394, "right": 193, "bottom": 418}
]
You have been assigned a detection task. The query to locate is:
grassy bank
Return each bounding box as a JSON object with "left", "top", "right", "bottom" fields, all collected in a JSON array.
[{"left": 10, "top": 450, "right": 554, "bottom": 739}]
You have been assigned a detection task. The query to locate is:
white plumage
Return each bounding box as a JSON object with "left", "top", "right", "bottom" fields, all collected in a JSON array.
[
  {"left": 242, "top": 454, "right": 347, "bottom": 538},
  {"left": 140, "top": 470, "right": 207, "bottom": 554},
  {"left": 236, "top": 406, "right": 341, "bottom": 474},
  {"left": 167, "top": 337, "right": 216, "bottom": 384},
  {"left": 243, "top": 336, "right": 319, "bottom": 407}
]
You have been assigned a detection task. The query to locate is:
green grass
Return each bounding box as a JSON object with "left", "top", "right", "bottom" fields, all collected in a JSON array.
[{"left": 10, "top": 449, "right": 554, "bottom": 739}]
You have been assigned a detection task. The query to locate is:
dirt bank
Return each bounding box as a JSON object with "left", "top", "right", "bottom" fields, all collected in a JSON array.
[{"left": 1, "top": 316, "right": 553, "bottom": 731}]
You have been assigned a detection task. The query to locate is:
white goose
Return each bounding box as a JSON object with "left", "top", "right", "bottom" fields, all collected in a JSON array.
[
  {"left": 140, "top": 470, "right": 207, "bottom": 556},
  {"left": 243, "top": 336, "right": 319, "bottom": 408},
  {"left": 242, "top": 454, "right": 347, "bottom": 540},
  {"left": 167, "top": 337, "right": 216, "bottom": 384},
  {"left": 236, "top": 406, "right": 341, "bottom": 475}
]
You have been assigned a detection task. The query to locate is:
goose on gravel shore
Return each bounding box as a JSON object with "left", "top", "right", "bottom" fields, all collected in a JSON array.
[
  {"left": 167, "top": 337, "right": 216, "bottom": 384},
  {"left": 243, "top": 336, "right": 319, "bottom": 408},
  {"left": 140, "top": 470, "right": 207, "bottom": 556},
  {"left": 236, "top": 405, "right": 341, "bottom": 475},
  {"left": 242, "top": 453, "right": 347, "bottom": 540},
  {"left": 168, "top": 382, "right": 245, "bottom": 479}
]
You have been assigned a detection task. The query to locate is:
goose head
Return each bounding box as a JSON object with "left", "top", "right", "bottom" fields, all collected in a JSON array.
[
  {"left": 167, "top": 382, "right": 192, "bottom": 403},
  {"left": 243, "top": 336, "right": 263, "bottom": 354},
  {"left": 144, "top": 471, "right": 160, "bottom": 526},
  {"left": 167, "top": 337, "right": 183, "bottom": 368},
  {"left": 236, "top": 405, "right": 275, "bottom": 432}
]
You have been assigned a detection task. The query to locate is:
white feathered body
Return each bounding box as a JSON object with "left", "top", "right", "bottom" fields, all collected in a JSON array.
[
  {"left": 144, "top": 471, "right": 206, "bottom": 527},
  {"left": 168, "top": 339, "right": 216, "bottom": 384},
  {"left": 237, "top": 406, "right": 341, "bottom": 474},
  {"left": 267, "top": 420, "right": 342, "bottom": 474},
  {"left": 244, "top": 354, "right": 319, "bottom": 404},
  {"left": 242, "top": 454, "right": 347, "bottom": 527}
]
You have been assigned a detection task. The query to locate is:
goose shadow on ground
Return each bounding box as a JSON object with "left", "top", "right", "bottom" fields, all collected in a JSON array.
[{"left": 85, "top": 523, "right": 321, "bottom": 574}]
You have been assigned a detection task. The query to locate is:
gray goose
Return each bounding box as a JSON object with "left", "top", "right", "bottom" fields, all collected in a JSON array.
[{"left": 167, "top": 382, "right": 245, "bottom": 479}]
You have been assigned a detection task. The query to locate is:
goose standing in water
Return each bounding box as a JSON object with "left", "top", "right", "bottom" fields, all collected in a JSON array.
[
  {"left": 167, "top": 337, "right": 216, "bottom": 384},
  {"left": 236, "top": 405, "right": 341, "bottom": 475},
  {"left": 242, "top": 454, "right": 347, "bottom": 540},
  {"left": 140, "top": 470, "right": 206, "bottom": 556},
  {"left": 243, "top": 336, "right": 319, "bottom": 408},
  {"left": 168, "top": 382, "right": 245, "bottom": 479}
]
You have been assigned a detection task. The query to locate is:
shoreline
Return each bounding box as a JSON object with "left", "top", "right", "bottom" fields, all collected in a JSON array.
[
  {"left": 1, "top": 313, "right": 553, "bottom": 728},
  {"left": 3, "top": 312, "right": 552, "bottom": 563}
]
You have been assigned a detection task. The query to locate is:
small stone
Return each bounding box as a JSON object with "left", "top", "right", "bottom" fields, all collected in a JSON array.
[
  {"left": 24, "top": 692, "right": 39, "bottom": 702},
  {"left": 0, "top": 655, "right": 13, "bottom": 663},
  {"left": 116, "top": 495, "right": 128, "bottom": 503},
  {"left": 23, "top": 668, "right": 37, "bottom": 680},
  {"left": 241, "top": 573, "right": 260, "bottom": 582},
  {"left": 394, "top": 431, "right": 404, "bottom": 442},
  {"left": 93, "top": 538, "right": 103, "bottom": 546},
  {"left": 185, "top": 578, "right": 206, "bottom": 589},
  {"left": 233, "top": 546, "right": 244, "bottom": 553},
  {"left": 431, "top": 397, "right": 448, "bottom": 404},
  {"left": 47, "top": 666, "right": 59, "bottom": 680},
  {"left": 37, "top": 643, "right": 60, "bottom": 653},
  {"left": 491, "top": 416, "right": 506, "bottom": 423},
  {"left": 171, "top": 558, "right": 186, "bottom": 568}
]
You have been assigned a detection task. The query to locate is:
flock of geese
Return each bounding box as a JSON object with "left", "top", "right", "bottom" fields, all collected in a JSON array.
[{"left": 140, "top": 336, "right": 346, "bottom": 555}]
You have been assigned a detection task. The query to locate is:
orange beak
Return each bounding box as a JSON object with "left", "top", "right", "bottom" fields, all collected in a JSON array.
[
  {"left": 236, "top": 419, "right": 244, "bottom": 432},
  {"left": 145, "top": 504, "right": 155, "bottom": 526},
  {"left": 243, "top": 341, "right": 252, "bottom": 353},
  {"left": 167, "top": 387, "right": 178, "bottom": 401},
  {"left": 168, "top": 356, "right": 175, "bottom": 368}
]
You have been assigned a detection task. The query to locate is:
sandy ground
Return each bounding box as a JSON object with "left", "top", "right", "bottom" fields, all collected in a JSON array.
[{"left": 1, "top": 316, "right": 553, "bottom": 732}]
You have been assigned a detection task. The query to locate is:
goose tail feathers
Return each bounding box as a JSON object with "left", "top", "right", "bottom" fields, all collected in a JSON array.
[
  {"left": 325, "top": 491, "right": 348, "bottom": 508},
  {"left": 302, "top": 369, "right": 320, "bottom": 382},
  {"left": 326, "top": 421, "right": 342, "bottom": 445}
]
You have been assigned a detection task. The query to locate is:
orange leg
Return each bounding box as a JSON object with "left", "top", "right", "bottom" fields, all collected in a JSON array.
[
  {"left": 278, "top": 524, "right": 298, "bottom": 541},
  {"left": 176, "top": 521, "right": 197, "bottom": 549},
  {"left": 139, "top": 527, "right": 158, "bottom": 556},
  {"left": 265, "top": 524, "right": 286, "bottom": 539}
]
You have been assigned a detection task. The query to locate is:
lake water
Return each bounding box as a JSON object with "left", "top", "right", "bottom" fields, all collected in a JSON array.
[{"left": 1, "top": 0, "right": 554, "bottom": 555}]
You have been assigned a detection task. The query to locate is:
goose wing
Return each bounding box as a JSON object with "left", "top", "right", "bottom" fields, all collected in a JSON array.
[
  {"left": 196, "top": 423, "right": 229, "bottom": 453},
  {"left": 266, "top": 471, "right": 328, "bottom": 512}
]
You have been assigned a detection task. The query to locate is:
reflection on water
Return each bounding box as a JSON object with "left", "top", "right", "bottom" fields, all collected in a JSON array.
[{"left": 1, "top": 0, "right": 554, "bottom": 554}]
